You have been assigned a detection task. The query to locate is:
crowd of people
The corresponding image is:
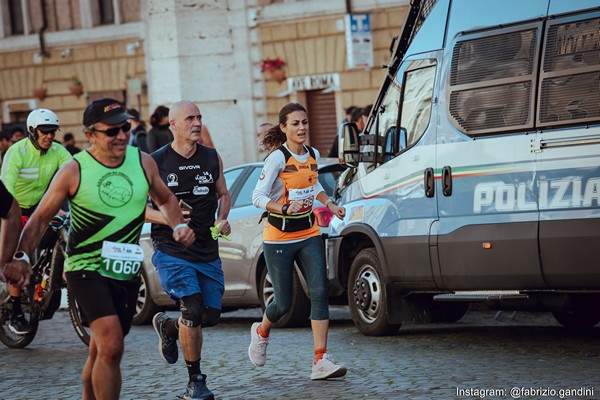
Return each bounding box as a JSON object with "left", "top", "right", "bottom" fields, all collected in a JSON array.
[{"left": 0, "top": 98, "right": 349, "bottom": 399}]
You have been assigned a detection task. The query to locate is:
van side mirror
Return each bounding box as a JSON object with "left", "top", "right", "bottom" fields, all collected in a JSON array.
[
  {"left": 338, "top": 122, "right": 360, "bottom": 168},
  {"left": 383, "top": 126, "right": 398, "bottom": 162},
  {"left": 399, "top": 127, "right": 407, "bottom": 150}
]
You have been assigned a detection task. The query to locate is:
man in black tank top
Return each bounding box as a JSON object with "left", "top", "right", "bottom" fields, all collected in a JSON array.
[{"left": 146, "top": 100, "right": 231, "bottom": 400}]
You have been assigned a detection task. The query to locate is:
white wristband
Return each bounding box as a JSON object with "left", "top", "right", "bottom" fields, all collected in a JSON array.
[
  {"left": 13, "top": 251, "right": 31, "bottom": 265},
  {"left": 325, "top": 198, "right": 334, "bottom": 208},
  {"left": 173, "top": 223, "right": 188, "bottom": 233}
]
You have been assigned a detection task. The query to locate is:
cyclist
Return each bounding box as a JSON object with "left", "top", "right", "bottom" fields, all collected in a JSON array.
[{"left": 0, "top": 108, "right": 71, "bottom": 334}]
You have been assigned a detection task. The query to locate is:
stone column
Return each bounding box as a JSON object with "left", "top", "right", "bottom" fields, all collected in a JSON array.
[{"left": 144, "top": 0, "right": 261, "bottom": 166}]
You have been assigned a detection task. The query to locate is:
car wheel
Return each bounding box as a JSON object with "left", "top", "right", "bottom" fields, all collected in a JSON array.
[
  {"left": 348, "top": 248, "right": 400, "bottom": 336},
  {"left": 259, "top": 265, "right": 310, "bottom": 328},
  {"left": 132, "top": 267, "right": 160, "bottom": 325}
]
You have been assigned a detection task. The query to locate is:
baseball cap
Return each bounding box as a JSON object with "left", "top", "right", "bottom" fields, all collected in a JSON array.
[{"left": 83, "top": 98, "right": 133, "bottom": 127}]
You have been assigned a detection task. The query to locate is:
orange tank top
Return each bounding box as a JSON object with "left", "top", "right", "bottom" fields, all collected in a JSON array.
[{"left": 263, "top": 146, "right": 321, "bottom": 242}]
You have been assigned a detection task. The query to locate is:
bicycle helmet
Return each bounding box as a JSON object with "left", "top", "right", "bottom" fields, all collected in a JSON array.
[{"left": 26, "top": 108, "right": 60, "bottom": 153}]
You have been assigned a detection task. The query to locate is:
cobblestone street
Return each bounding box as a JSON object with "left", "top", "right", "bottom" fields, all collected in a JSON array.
[{"left": 1, "top": 307, "right": 598, "bottom": 399}]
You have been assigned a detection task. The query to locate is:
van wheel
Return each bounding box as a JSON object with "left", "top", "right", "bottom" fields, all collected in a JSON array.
[
  {"left": 553, "top": 310, "right": 600, "bottom": 329},
  {"left": 348, "top": 248, "right": 400, "bottom": 336},
  {"left": 552, "top": 296, "right": 600, "bottom": 329},
  {"left": 132, "top": 268, "right": 160, "bottom": 325},
  {"left": 259, "top": 265, "right": 310, "bottom": 328}
]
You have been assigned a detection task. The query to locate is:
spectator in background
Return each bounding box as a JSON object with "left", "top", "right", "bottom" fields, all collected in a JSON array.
[
  {"left": 147, "top": 105, "right": 173, "bottom": 153},
  {"left": 257, "top": 122, "right": 274, "bottom": 159},
  {"left": 344, "top": 106, "right": 358, "bottom": 124},
  {"left": 0, "top": 131, "right": 11, "bottom": 167},
  {"left": 63, "top": 133, "right": 81, "bottom": 155},
  {"left": 198, "top": 125, "right": 215, "bottom": 148},
  {"left": 361, "top": 104, "right": 373, "bottom": 129},
  {"left": 10, "top": 127, "right": 25, "bottom": 145},
  {"left": 350, "top": 107, "right": 365, "bottom": 132},
  {"left": 127, "top": 108, "right": 148, "bottom": 153},
  {"left": 328, "top": 106, "right": 357, "bottom": 158}
]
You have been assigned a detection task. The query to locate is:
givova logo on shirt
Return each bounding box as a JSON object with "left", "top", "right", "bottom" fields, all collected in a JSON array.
[{"left": 98, "top": 172, "right": 134, "bottom": 207}]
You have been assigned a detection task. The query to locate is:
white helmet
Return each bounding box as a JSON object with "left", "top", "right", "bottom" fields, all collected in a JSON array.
[
  {"left": 27, "top": 108, "right": 60, "bottom": 133},
  {"left": 26, "top": 108, "right": 60, "bottom": 153}
]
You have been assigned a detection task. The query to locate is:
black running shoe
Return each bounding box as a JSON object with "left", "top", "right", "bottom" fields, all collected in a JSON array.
[
  {"left": 183, "top": 374, "right": 214, "bottom": 400},
  {"left": 9, "top": 314, "right": 33, "bottom": 335},
  {"left": 152, "top": 312, "right": 178, "bottom": 364}
]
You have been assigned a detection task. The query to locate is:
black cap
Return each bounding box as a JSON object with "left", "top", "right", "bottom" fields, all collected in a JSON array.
[{"left": 83, "top": 98, "right": 133, "bottom": 127}]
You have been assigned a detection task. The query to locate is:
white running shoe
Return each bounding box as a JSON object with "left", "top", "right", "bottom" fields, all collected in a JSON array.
[
  {"left": 310, "top": 353, "right": 348, "bottom": 380},
  {"left": 248, "top": 322, "right": 269, "bottom": 367}
]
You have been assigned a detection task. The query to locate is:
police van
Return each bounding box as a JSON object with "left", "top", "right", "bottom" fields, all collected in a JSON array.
[{"left": 329, "top": 0, "right": 600, "bottom": 335}]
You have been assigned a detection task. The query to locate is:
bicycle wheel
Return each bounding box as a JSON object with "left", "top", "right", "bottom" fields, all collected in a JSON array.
[
  {"left": 67, "top": 287, "right": 91, "bottom": 346},
  {"left": 0, "top": 282, "right": 40, "bottom": 348},
  {"left": 38, "top": 239, "right": 66, "bottom": 321},
  {"left": 48, "top": 238, "right": 66, "bottom": 292}
]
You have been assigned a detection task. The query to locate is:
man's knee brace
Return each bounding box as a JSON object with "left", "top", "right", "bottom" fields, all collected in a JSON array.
[
  {"left": 179, "top": 294, "right": 204, "bottom": 327},
  {"left": 201, "top": 307, "right": 221, "bottom": 328}
]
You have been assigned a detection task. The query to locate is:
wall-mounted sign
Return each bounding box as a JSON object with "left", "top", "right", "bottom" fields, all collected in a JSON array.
[
  {"left": 288, "top": 73, "right": 340, "bottom": 92},
  {"left": 345, "top": 13, "right": 374, "bottom": 69}
]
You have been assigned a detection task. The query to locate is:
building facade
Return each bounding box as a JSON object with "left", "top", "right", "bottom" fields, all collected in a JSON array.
[{"left": 0, "top": 0, "right": 408, "bottom": 166}]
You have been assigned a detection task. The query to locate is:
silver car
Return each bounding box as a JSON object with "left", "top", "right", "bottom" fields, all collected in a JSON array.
[{"left": 134, "top": 160, "right": 344, "bottom": 327}]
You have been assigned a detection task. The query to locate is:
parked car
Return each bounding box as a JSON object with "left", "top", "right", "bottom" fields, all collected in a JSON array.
[{"left": 133, "top": 159, "right": 345, "bottom": 326}]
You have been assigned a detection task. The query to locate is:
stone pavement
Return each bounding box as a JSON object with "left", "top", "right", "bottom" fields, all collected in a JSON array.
[{"left": 0, "top": 307, "right": 598, "bottom": 399}]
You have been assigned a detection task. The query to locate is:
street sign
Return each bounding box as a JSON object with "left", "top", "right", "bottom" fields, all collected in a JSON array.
[{"left": 345, "top": 14, "right": 374, "bottom": 69}]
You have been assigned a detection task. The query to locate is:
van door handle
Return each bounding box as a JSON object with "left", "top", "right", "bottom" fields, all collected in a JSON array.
[
  {"left": 442, "top": 165, "right": 452, "bottom": 196},
  {"left": 424, "top": 167, "right": 434, "bottom": 198}
]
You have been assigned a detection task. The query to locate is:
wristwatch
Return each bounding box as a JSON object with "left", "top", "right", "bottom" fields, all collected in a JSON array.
[
  {"left": 13, "top": 251, "right": 31, "bottom": 265},
  {"left": 281, "top": 204, "right": 289, "bottom": 216}
]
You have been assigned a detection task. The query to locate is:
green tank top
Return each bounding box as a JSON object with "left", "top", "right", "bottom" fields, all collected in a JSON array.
[{"left": 65, "top": 147, "right": 149, "bottom": 278}]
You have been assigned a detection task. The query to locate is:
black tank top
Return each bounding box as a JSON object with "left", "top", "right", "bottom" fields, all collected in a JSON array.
[{"left": 151, "top": 144, "right": 220, "bottom": 262}]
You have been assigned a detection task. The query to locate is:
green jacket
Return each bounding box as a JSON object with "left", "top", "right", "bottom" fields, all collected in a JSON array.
[{"left": 0, "top": 138, "right": 72, "bottom": 209}]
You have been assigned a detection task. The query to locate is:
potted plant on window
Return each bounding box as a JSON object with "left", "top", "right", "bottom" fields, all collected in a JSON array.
[
  {"left": 69, "top": 77, "right": 84, "bottom": 98},
  {"left": 261, "top": 57, "right": 287, "bottom": 84},
  {"left": 33, "top": 87, "right": 47, "bottom": 101}
]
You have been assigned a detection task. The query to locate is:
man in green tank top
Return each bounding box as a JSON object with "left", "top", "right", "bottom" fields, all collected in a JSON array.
[{"left": 5, "top": 98, "right": 195, "bottom": 400}]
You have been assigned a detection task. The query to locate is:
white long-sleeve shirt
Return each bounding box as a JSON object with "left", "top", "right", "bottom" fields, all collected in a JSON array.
[{"left": 252, "top": 144, "right": 325, "bottom": 210}]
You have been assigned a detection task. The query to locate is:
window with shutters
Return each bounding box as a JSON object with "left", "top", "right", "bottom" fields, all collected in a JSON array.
[
  {"left": 305, "top": 90, "right": 337, "bottom": 156},
  {"left": 447, "top": 25, "right": 541, "bottom": 136},
  {"left": 1, "top": 0, "right": 25, "bottom": 36}
]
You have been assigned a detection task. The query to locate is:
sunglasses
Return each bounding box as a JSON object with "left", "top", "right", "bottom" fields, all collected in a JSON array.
[
  {"left": 39, "top": 129, "right": 59, "bottom": 136},
  {"left": 92, "top": 122, "right": 131, "bottom": 137}
]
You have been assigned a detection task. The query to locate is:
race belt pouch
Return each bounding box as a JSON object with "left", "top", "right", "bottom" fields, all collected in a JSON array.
[
  {"left": 99, "top": 241, "right": 144, "bottom": 281},
  {"left": 267, "top": 210, "right": 315, "bottom": 232}
]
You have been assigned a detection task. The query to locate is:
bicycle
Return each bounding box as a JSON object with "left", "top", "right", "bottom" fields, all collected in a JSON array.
[{"left": 0, "top": 214, "right": 91, "bottom": 348}]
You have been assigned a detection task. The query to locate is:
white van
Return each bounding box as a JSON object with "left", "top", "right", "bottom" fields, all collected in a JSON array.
[{"left": 329, "top": 0, "right": 600, "bottom": 335}]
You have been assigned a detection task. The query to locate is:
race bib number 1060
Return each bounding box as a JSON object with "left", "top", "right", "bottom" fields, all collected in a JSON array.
[{"left": 99, "top": 241, "right": 144, "bottom": 281}]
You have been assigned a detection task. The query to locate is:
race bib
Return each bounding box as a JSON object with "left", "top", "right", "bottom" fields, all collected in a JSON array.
[
  {"left": 99, "top": 241, "right": 144, "bottom": 281},
  {"left": 288, "top": 185, "right": 316, "bottom": 214}
]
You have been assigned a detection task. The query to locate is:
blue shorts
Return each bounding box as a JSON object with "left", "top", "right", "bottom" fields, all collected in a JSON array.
[{"left": 152, "top": 250, "right": 224, "bottom": 310}]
